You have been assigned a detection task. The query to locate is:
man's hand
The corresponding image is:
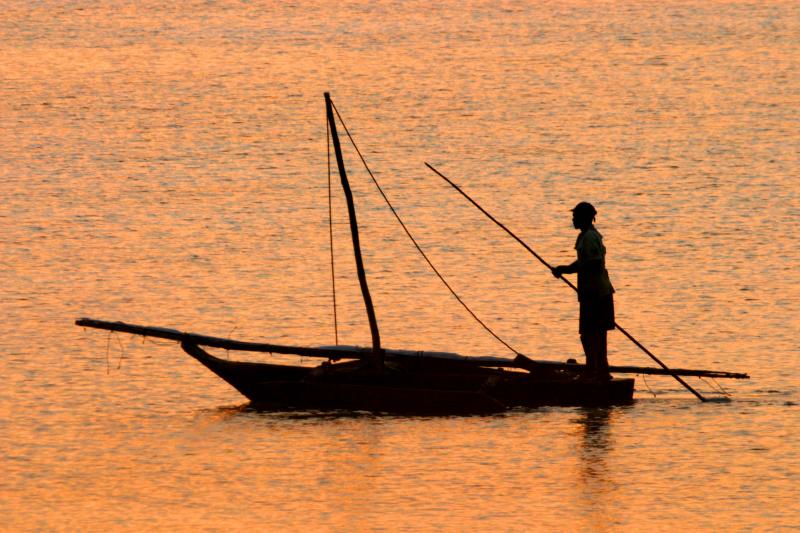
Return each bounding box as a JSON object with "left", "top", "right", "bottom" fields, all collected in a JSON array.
[{"left": 552, "top": 266, "right": 566, "bottom": 278}]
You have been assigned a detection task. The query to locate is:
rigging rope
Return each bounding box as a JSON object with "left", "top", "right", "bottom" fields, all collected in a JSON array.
[
  {"left": 327, "top": 113, "right": 339, "bottom": 345},
  {"left": 106, "top": 331, "right": 112, "bottom": 374},
  {"left": 329, "top": 101, "right": 520, "bottom": 356},
  {"left": 700, "top": 376, "right": 730, "bottom": 397},
  {"left": 641, "top": 373, "right": 657, "bottom": 398}
]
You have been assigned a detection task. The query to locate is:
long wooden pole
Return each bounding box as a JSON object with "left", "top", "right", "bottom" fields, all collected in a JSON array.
[
  {"left": 326, "top": 93, "right": 383, "bottom": 366},
  {"left": 425, "top": 162, "right": 708, "bottom": 401}
]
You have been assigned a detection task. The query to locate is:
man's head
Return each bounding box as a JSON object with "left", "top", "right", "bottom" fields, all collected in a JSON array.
[{"left": 571, "top": 202, "right": 597, "bottom": 229}]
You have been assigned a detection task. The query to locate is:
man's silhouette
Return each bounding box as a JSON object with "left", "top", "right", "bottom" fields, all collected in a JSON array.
[{"left": 552, "top": 202, "right": 615, "bottom": 380}]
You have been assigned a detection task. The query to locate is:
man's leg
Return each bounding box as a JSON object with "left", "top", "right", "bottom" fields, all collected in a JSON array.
[
  {"left": 595, "top": 330, "right": 610, "bottom": 379},
  {"left": 580, "top": 333, "right": 595, "bottom": 376},
  {"left": 581, "top": 331, "right": 610, "bottom": 379}
]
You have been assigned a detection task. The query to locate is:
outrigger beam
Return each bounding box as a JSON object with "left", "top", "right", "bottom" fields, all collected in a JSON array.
[
  {"left": 76, "top": 318, "right": 355, "bottom": 359},
  {"left": 75, "top": 318, "right": 749, "bottom": 380}
]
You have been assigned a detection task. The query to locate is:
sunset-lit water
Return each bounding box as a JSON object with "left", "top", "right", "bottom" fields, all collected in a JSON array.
[{"left": 2, "top": 1, "right": 798, "bottom": 530}]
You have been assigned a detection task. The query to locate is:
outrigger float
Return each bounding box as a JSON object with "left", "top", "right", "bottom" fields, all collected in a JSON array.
[{"left": 76, "top": 94, "right": 748, "bottom": 414}]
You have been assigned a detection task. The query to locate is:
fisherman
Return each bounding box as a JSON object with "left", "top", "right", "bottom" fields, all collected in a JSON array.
[{"left": 552, "top": 202, "right": 615, "bottom": 381}]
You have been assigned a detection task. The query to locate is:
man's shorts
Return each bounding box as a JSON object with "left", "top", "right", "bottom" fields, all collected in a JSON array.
[{"left": 579, "top": 294, "right": 615, "bottom": 334}]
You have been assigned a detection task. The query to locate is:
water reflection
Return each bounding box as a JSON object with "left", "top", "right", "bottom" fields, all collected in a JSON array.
[
  {"left": 578, "top": 407, "right": 615, "bottom": 465},
  {"left": 191, "top": 403, "right": 250, "bottom": 428},
  {"left": 575, "top": 407, "right": 619, "bottom": 531}
]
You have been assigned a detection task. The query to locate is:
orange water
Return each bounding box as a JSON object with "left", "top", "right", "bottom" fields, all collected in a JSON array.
[{"left": 2, "top": 1, "right": 798, "bottom": 530}]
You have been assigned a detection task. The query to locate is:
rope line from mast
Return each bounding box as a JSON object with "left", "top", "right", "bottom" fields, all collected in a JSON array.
[
  {"left": 329, "top": 100, "right": 521, "bottom": 356},
  {"left": 326, "top": 112, "right": 339, "bottom": 345}
]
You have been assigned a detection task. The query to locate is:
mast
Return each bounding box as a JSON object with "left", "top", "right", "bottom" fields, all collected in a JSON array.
[{"left": 324, "top": 92, "right": 383, "bottom": 366}]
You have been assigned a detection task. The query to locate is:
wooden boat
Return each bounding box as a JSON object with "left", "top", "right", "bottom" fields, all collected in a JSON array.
[
  {"left": 75, "top": 93, "right": 748, "bottom": 414},
  {"left": 75, "top": 318, "right": 654, "bottom": 414}
]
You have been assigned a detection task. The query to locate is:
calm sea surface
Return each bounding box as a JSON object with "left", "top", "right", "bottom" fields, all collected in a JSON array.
[{"left": 2, "top": 1, "right": 798, "bottom": 530}]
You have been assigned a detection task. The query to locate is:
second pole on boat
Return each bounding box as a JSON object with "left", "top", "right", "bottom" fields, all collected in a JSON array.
[
  {"left": 326, "top": 93, "right": 383, "bottom": 366},
  {"left": 425, "top": 162, "right": 708, "bottom": 401}
]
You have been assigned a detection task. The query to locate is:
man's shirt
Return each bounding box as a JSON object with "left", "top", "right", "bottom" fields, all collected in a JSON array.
[{"left": 574, "top": 227, "right": 615, "bottom": 300}]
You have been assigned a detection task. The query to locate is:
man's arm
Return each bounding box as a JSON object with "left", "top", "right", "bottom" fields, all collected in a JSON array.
[
  {"left": 553, "top": 230, "right": 604, "bottom": 278},
  {"left": 552, "top": 257, "right": 603, "bottom": 278}
]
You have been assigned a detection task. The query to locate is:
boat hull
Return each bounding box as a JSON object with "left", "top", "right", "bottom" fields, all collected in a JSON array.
[{"left": 182, "top": 342, "right": 634, "bottom": 414}]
